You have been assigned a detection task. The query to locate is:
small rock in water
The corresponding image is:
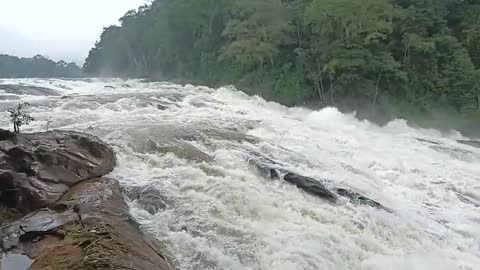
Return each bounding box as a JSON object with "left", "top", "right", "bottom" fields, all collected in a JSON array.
[
  {"left": 283, "top": 173, "right": 338, "bottom": 203},
  {"left": 336, "top": 188, "right": 390, "bottom": 211},
  {"left": 249, "top": 157, "right": 389, "bottom": 211},
  {"left": 157, "top": 104, "right": 169, "bottom": 110},
  {"left": 125, "top": 185, "right": 167, "bottom": 215}
]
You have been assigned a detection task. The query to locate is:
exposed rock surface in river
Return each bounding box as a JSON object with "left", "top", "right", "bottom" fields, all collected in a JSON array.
[
  {"left": 0, "top": 129, "right": 171, "bottom": 270},
  {"left": 0, "top": 129, "right": 115, "bottom": 213},
  {"left": 249, "top": 158, "right": 389, "bottom": 211},
  {"left": 0, "top": 84, "right": 60, "bottom": 96}
]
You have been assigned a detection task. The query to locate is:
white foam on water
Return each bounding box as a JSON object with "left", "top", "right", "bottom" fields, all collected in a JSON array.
[{"left": 0, "top": 78, "right": 479, "bottom": 270}]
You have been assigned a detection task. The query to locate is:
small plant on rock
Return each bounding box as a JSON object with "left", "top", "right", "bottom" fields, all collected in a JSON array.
[{"left": 7, "top": 102, "right": 34, "bottom": 133}]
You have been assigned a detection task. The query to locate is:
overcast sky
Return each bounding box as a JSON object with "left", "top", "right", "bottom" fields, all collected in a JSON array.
[{"left": 0, "top": 0, "right": 149, "bottom": 64}]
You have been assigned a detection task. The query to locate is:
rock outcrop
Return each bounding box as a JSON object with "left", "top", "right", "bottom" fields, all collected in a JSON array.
[
  {"left": 1, "top": 178, "right": 171, "bottom": 270},
  {"left": 283, "top": 172, "right": 338, "bottom": 203},
  {"left": 0, "top": 129, "right": 115, "bottom": 213},
  {"left": 0, "top": 129, "right": 171, "bottom": 270}
]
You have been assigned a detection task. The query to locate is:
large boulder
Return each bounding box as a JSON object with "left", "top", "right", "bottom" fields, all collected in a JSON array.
[
  {"left": 0, "top": 129, "right": 115, "bottom": 213},
  {"left": 1, "top": 178, "right": 172, "bottom": 270}
]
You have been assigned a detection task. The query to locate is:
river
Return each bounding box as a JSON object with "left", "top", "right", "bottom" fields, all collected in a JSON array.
[{"left": 1, "top": 78, "right": 479, "bottom": 270}]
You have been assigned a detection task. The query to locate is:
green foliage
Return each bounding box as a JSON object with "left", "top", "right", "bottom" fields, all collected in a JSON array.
[
  {"left": 0, "top": 54, "right": 83, "bottom": 78},
  {"left": 84, "top": 0, "right": 480, "bottom": 134},
  {"left": 7, "top": 102, "right": 34, "bottom": 133},
  {"left": 222, "top": 0, "right": 292, "bottom": 68}
]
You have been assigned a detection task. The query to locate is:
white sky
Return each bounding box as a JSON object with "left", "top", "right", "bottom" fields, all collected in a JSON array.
[{"left": 0, "top": 0, "right": 149, "bottom": 64}]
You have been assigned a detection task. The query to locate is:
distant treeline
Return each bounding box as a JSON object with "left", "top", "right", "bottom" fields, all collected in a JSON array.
[
  {"left": 0, "top": 54, "right": 83, "bottom": 78},
  {"left": 85, "top": 0, "right": 480, "bottom": 133}
]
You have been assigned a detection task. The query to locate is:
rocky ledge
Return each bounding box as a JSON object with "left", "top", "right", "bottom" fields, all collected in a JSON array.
[{"left": 0, "top": 129, "right": 171, "bottom": 270}]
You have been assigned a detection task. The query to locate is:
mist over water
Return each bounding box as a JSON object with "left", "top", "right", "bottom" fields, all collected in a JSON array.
[{"left": 1, "top": 78, "right": 479, "bottom": 270}]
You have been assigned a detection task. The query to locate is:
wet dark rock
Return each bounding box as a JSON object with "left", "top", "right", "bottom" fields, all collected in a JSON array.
[
  {"left": 0, "top": 84, "right": 60, "bottom": 96},
  {"left": 336, "top": 188, "right": 390, "bottom": 211},
  {"left": 457, "top": 140, "right": 480, "bottom": 149},
  {"left": 249, "top": 160, "right": 281, "bottom": 179},
  {"left": 416, "top": 138, "right": 441, "bottom": 145},
  {"left": 1, "top": 208, "right": 75, "bottom": 251},
  {"left": 0, "top": 130, "right": 170, "bottom": 270},
  {"left": 125, "top": 185, "right": 167, "bottom": 215},
  {"left": 145, "top": 139, "right": 213, "bottom": 163},
  {"left": 250, "top": 158, "right": 389, "bottom": 210},
  {"left": 0, "top": 129, "right": 115, "bottom": 213},
  {"left": 283, "top": 173, "right": 338, "bottom": 203},
  {"left": 157, "top": 104, "right": 169, "bottom": 110},
  {"left": 1, "top": 178, "right": 172, "bottom": 270},
  {"left": 270, "top": 169, "right": 280, "bottom": 179},
  {"left": 249, "top": 158, "right": 337, "bottom": 203}
]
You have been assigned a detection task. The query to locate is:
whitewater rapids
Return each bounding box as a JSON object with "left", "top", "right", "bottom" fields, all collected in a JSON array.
[{"left": 1, "top": 78, "right": 479, "bottom": 270}]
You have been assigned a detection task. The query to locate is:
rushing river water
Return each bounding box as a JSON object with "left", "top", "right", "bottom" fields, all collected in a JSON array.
[{"left": 1, "top": 78, "right": 479, "bottom": 270}]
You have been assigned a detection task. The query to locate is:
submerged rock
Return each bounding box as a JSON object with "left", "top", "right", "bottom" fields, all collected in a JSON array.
[
  {"left": 0, "top": 129, "right": 115, "bottom": 213},
  {"left": 457, "top": 140, "right": 480, "bottom": 149},
  {"left": 336, "top": 188, "right": 390, "bottom": 212},
  {"left": 283, "top": 172, "right": 338, "bottom": 203},
  {"left": 125, "top": 185, "right": 168, "bottom": 215},
  {"left": 0, "top": 84, "right": 60, "bottom": 96},
  {"left": 250, "top": 158, "right": 389, "bottom": 211}
]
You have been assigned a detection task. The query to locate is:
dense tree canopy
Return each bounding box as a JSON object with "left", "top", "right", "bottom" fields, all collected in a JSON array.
[
  {"left": 0, "top": 54, "right": 83, "bottom": 78},
  {"left": 85, "top": 0, "right": 480, "bottom": 134}
]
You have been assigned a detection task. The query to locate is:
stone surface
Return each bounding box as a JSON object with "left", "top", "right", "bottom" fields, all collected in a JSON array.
[
  {"left": 0, "top": 129, "right": 116, "bottom": 213},
  {"left": 0, "top": 130, "right": 171, "bottom": 270},
  {"left": 336, "top": 188, "right": 390, "bottom": 212},
  {"left": 125, "top": 185, "right": 167, "bottom": 215},
  {"left": 250, "top": 158, "right": 389, "bottom": 210},
  {"left": 1, "top": 178, "right": 172, "bottom": 270},
  {"left": 283, "top": 172, "right": 338, "bottom": 203}
]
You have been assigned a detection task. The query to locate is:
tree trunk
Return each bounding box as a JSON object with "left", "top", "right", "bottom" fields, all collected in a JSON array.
[
  {"left": 319, "top": 75, "right": 325, "bottom": 102},
  {"left": 296, "top": 21, "right": 301, "bottom": 48},
  {"left": 303, "top": 62, "right": 323, "bottom": 102},
  {"left": 329, "top": 73, "right": 334, "bottom": 105},
  {"left": 372, "top": 73, "right": 382, "bottom": 111},
  {"left": 317, "top": 61, "right": 325, "bottom": 102}
]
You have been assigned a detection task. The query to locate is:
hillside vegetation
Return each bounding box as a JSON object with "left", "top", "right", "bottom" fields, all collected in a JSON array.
[{"left": 84, "top": 0, "right": 480, "bottom": 134}]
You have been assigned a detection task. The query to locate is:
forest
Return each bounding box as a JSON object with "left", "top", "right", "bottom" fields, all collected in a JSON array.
[
  {"left": 0, "top": 54, "right": 83, "bottom": 78},
  {"left": 84, "top": 0, "right": 480, "bottom": 133}
]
